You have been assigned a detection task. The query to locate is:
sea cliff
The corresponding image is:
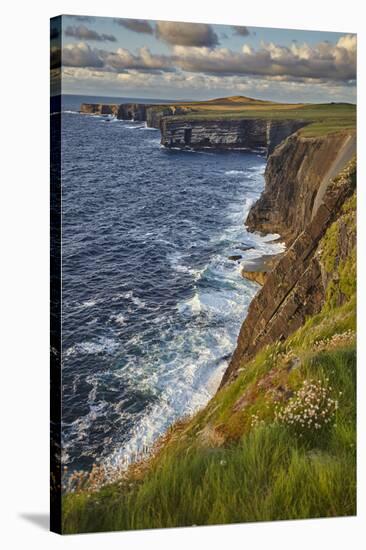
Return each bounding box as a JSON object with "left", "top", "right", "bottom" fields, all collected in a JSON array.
[
  {"left": 64, "top": 98, "right": 356, "bottom": 531},
  {"left": 80, "top": 100, "right": 307, "bottom": 155},
  {"left": 78, "top": 96, "right": 356, "bottom": 402},
  {"left": 246, "top": 131, "right": 356, "bottom": 243},
  {"left": 80, "top": 102, "right": 194, "bottom": 129},
  {"left": 80, "top": 103, "right": 119, "bottom": 115},
  {"left": 159, "top": 117, "right": 306, "bottom": 154},
  {"left": 222, "top": 133, "right": 356, "bottom": 385}
]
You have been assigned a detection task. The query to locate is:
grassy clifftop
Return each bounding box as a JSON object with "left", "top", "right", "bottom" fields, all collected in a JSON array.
[
  {"left": 156, "top": 96, "right": 356, "bottom": 137},
  {"left": 63, "top": 301, "right": 356, "bottom": 532},
  {"left": 63, "top": 178, "right": 356, "bottom": 533}
]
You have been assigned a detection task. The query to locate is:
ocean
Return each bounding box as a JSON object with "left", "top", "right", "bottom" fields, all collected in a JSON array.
[{"left": 60, "top": 94, "right": 284, "bottom": 474}]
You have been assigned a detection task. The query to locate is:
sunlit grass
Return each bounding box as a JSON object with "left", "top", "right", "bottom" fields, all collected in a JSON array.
[
  {"left": 63, "top": 293, "right": 356, "bottom": 533},
  {"left": 164, "top": 99, "right": 356, "bottom": 138}
]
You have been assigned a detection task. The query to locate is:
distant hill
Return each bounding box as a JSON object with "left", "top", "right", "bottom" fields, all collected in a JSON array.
[{"left": 203, "top": 95, "right": 274, "bottom": 104}]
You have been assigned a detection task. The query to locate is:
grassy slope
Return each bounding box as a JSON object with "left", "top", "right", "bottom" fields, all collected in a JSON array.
[
  {"left": 157, "top": 96, "right": 356, "bottom": 137},
  {"left": 63, "top": 191, "right": 356, "bottom": 533}
]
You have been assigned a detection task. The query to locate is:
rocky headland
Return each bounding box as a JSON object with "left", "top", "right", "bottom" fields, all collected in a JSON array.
[
  {"left": 80, "top": 97, "right": 356, "bottom": 387},
  {"left": 64, "top": 96, "right": 356, "bottom": 531},
  {"left": 80, "top": 101, "right": 194, "bottom": 129},
  {"left": 80, "top": 99, "right": 308, "bottom": 155},
  {"left": 222, "top": 142, "right": 356, "bottom": 385},
  {"left": 159, "top": 117, "right": 306, "bottom": 154},
  {"left": 80, "top": 103, "right": 119, "bottom": 116}
]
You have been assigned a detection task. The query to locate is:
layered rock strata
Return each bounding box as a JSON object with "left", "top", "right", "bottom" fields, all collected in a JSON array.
[
  {"left": 80, "top": 103, "right": 119, "bottom": 115},
  {"left": 221, "top": 146, "right": 356, "bottom": 387},
  {"left": 78, "top": 100, "right": 355, "bottom": 399},
  {"left": 79, "top": 102, "right": 307, "bottom": 154},
  {"left": 160, "top": 118, "right": 306, "bottom": 155},
  {"left": 246, "top": 132, "right": 356, "bottom": 244}
]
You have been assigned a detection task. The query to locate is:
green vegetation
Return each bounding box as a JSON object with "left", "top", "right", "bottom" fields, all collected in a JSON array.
[
  {"left": 320, "top": 187, "right": 356, "bottom": 310},
  {"left": 63, "top": 294, "right": 356, "bottom": 532},
  {"left": 162, "top": 96, "right": 356, "bottom": 137},
  {"left": 62, "top": 141, "right": 356, "bottom": 534}
]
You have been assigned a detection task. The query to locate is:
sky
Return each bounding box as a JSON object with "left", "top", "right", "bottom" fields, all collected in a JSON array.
[{"left": 50, "top": 15, "right": 357, "bottom": 103}]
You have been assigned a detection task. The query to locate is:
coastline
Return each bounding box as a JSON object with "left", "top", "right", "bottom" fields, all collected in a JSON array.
[
  {"left": 64, "top": 98, "right": 355, "bottom": 492},
  {"left": 62, "top": 111, "right": 281, "bottom": 486},
  {"left": 62, "top": 97, "right": 356, "bottom": 531},
  {"left": 63, "top": 168, "right": 283, "bottom": 492}
]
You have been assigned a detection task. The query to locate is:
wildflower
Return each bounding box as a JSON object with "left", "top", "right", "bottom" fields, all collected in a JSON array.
[{"left": 274, "top": 378, "right": 338, "bottom": 437}]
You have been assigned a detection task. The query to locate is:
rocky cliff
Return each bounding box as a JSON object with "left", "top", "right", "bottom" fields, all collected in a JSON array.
[
  {"left": 80, "top": 103, "right": 119, "bottom": 115},
  {"left": 117, "top": 103, "right": 149, "bottom": 122},
  {"left": 221, "top": 136, "right": 356, "bottom": 387},
  {"left": 246, "top": 131, "right": 356, "bottom": 244},
  {"left": 160, "top": 118, "right": 306, "bottom": 155},
  {"left": 79, "top": 102, "right": 307, "bottom": 154},
  {"left": 146, "top": 105, "right": 193, "bottom": 129},
  {"left": 80, "top": 102, "right": 151, "bottom": 120},
  {"left": 80, "top": 102, "right": 194, "bottom": 128},
  {"left": 64, "top": 101, "right": 356, "bottom": 530}
]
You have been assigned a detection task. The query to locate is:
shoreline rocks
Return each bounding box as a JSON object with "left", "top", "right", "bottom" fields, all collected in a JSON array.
[
  {"left": 241, "top": 270, "right": 267, "bottom": 285},
  {"left": 80, "top": 103, "right": 119, "bottom": 115},
  {"left": 240, "top": 253, "right": 282, "bottom": 286}
]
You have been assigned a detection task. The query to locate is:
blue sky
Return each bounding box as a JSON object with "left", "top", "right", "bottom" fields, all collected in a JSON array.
[{"left": 52, "top": 15, "right": 356, "bottom": 102}]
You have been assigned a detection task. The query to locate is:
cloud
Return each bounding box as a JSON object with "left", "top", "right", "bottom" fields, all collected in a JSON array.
[
  {"left": 65, "top": 25, "right": 117, "bottom": 42},
  {"left": 61, "top": 42, "right": 174, "bottom": 73},
  {"left": 62, "top": 42, "right": 104, "bottom": 68},
  {"left": 61, "top": 66, "right": 356, "bottom": 104},
  {"left": 171, "top": 34, "right": 356, "bottom": 82},
  {"left": 103, "top": 46, "right": 175, "bottom": 73},
  {"left": 155, "top": 21, "right": 219, "bottom": 47},
  {"left": 113, "top": 18, "right": 153, "bottom": 34},
  {"left": 61, "top": 34, "right": 356, "bottom": 86},
  {"left": 231, "top": 26, "right": 250, "bottom": 36}
]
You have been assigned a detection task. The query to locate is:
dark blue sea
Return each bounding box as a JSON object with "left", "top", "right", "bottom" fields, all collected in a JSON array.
[{"left": 60, "top": 94, "right": 284, "bottom": 473}]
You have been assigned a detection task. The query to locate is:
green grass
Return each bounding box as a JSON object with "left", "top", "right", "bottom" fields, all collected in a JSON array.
[
  {"left": 319, "top": 185, "right": 356, "bottom": 310},
  {"left": 163, "top": 99, "right": 356, "bottom": 138},
  {"left": 63, "top": 295, "right": 356, "bottom": 533},
  {"left": 64, "top": 402, "right": 355, "bottom": 532},
  {"left": 62, "top": 160, "right": 356, "bottom": 533}
]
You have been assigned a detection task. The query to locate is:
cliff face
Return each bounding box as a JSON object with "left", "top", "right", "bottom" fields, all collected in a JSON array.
[
  {"left": 65, "top": 101, "right": 356, "bottom": 529},
  {"left": 116, "top": 103, "right": 193, "bottom": 128},
  {"left": 80, "top": 103, "right": 119, "bottom": 115},
  {"left": 117, "top": 103, "right": 148, "bottom": 122},
  {"left": 146, "top": 105, "right": 193, "bottom": 129},
  {"left": 160, "top": 118, "right": 306, "bottom": 155},
  {"left": 246, "top": 132, "right": 356, "bottom": 244},
  {"left": 79, "top": 102, "right": 307, "bottom": 154},
  {"left": 221, "top": 143, "right": 356, "bottom": 387},
  {"left": 80, "top": 102, "right": 194, "bottom": 128}
]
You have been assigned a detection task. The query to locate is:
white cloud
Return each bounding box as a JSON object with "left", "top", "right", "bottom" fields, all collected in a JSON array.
[
  {"left": 171, "top": 35, "right": 356, "bottom": 81},
  {"left": 61, "top": 43, "right": 174, "bottom": 73},
  {"left": 62, "top": 42, "right": 104, "bottom": 68},
  {"left": 60, "top": 34, "right": 357, "bottom": 101},
  {"left": 61, "top": 66, "right": 356, "bottom": 104},
  {"left": 103, "top": 46, "right": 175, "bottom": 73}
]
